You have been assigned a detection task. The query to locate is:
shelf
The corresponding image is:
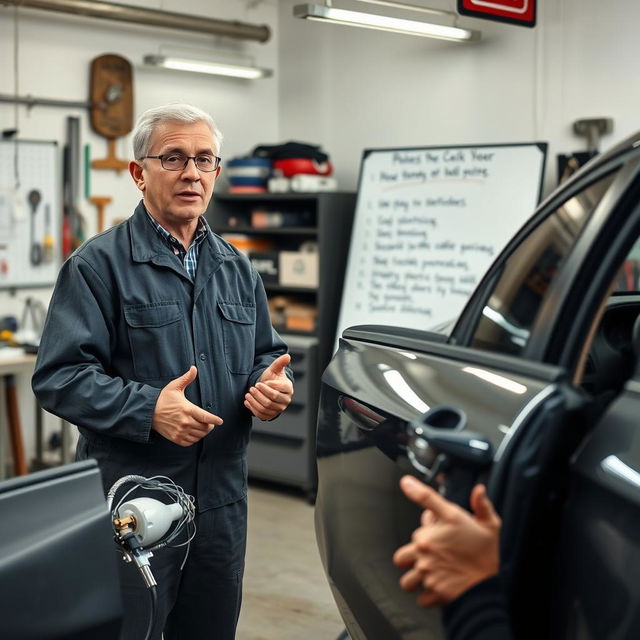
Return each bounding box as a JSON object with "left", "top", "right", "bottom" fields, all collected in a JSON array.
[
  {"left": 214, "top": 192, "right": 353, "bottom": 201},
  {"left": 264, "top": 283, "right": 317, "bottom": 294},
  {"left": 216, "top": 226, "right": 317, "bottom": 235},
  {"left": 272, "top": 328, "right": 316, "bottom": 338}
]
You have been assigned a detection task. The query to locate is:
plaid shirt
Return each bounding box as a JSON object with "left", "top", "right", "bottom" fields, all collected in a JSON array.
[{"left": 145, "top": 209, "right": 208, "bottom": 281}]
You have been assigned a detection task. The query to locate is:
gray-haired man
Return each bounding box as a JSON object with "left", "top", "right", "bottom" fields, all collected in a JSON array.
[{"left": 33, "top": 104, "right": 294, "bottom": 639}]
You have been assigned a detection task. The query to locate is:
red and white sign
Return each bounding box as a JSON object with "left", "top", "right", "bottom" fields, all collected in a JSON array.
[{"left": 457, "top": 0, "right": 536, "bottom": 28}]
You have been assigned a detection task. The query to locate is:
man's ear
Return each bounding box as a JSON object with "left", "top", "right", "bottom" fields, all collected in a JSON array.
[{"left": 129, "top": 160, "right": 145, "bottom": 192}]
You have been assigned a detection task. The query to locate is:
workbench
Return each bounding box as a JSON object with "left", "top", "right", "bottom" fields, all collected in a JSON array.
[{"left": 0, "top": 351, "right": 72, "bottom": 479}]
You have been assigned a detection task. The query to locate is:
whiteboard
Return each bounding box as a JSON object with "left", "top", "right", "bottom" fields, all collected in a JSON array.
[
  {"left": 0, "top": 140, "right": 61, "bottom": 289},
  {"left": 336, "top": 142, "right": 547, "bottom": 345}
]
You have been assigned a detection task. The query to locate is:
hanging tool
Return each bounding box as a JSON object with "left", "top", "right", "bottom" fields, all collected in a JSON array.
[
  {"left": 573, "top": 118, "right": 613, "bottom": 153},
  {"left": 63, "top": 116, "right": 85, "bottom": 257},
  {"left": 89, "top": 195, "right": 112, "bottom": 234},
  {"left": 90, "top": 54, "right": 133, "bottom": 173},
  {"left": 28, "top": 189, "right": 42, "bottom": 266},
  {"left": 62, "top": 146, "right": 72, "bottom": 258},
  {"left": 14, "top": 296, "right": 46, "bottom": 349},
  {"left": 43, "top": 203, "right": 54, "bottom": 262},
  {"left": 4, "top": 374, "right": 28, "bottom": 476}
]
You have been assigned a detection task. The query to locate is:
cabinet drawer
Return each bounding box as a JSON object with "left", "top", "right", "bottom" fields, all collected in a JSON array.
[
  {"left": 291, "top": 367, "right": 311, "bottom": 404},
  {"left": 252, "top": 404, "right": 310, "bottom": 441},
  {"left": 290, "top": 355, "right": 310, "bottom": 376},
  {"left": 247, "top": 435, "right": 313, "bottom": 489}
]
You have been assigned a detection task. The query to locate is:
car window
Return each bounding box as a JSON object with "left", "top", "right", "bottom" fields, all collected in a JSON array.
[
  {"left": 613, "top": 237, "right": 640, "bottom": 292},
  {"left": 470, "top": 172, "right": 617, "bottom": 356}
]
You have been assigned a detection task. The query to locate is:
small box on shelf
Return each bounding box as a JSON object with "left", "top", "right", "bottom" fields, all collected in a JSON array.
[
  {"left": 249, "top": 252, "right": 279, "bottom": 283},
  {"left": 222, "top": 234, "right": 275, "bottom": 255},
  {"left": 268, "top": 295, "right": 317, "bottom": 334},
  {"left": 279, "top": 251, "right": 318, "bottom": 288},
  {"left": 251, "top": 209, "right": 314, "bottom": 228},
  {"left": 285, "top": 303, "right": 317, "bottom": 333}
]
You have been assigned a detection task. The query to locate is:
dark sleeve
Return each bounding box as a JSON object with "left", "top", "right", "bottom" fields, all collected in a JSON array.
[
  {"left": 442, "top": 575, "right": 512, "bottom": 640},
  {"left": 32, "top": 254, "right": 160, "bottom": 443},
  {"left": 247, "top": 269, "right": 293, "bottom": 389}
]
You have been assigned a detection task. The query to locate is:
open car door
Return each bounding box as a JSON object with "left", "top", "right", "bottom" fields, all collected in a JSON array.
[
  {"left": 316, "top": 135, "right": 640, "bottom": 640},
  {"left": 317, "top": 330, "right": 585, "bottom": 640}
]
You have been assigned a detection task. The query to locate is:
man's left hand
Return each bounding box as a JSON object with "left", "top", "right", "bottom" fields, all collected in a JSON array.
[{"left": 245, "top": 353, "right": 293, "bottom": 420}]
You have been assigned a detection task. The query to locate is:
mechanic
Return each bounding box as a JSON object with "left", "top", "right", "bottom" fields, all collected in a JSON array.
[
  {"left": 393, "top": 475, "right": 512, "bottom": 640},
  {"left": 32, "top": 103, "right": 293, "bottom": 640}
]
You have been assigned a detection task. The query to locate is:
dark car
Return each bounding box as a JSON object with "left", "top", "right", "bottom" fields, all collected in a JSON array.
[{"left": 315, "top": 131, "right": 640, "bottom": 640}]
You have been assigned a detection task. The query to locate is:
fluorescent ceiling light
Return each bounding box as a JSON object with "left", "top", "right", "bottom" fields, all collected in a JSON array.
[
  {"left": 143, "top": 55, "right": 272, "bottom": 79},
  {"left": 294, "top": 3, "right": 480, "bottom": 42}
]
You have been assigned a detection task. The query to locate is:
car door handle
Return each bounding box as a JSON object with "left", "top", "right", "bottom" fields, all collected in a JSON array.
[
  {"left": 406, "top": 406, "right": 467, "bottom": 474},
  {"left": 406, "top": 407, "right": 493, "bottom": 508},
  {"left": 338, "top": 396, "right": 385, "bottom": 431}
]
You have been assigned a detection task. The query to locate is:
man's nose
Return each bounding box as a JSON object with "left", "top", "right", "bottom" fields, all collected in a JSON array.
[{"left": 181, "top": 157, "right": 201, "bottom": 179}]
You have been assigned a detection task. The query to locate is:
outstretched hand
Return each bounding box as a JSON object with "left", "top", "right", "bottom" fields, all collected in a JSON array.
[
  {"left": 152, "top": 366, "right": 223, "bottom": 447},
  {"left": 245, "top": 353, "right": 293, "bottom": 420},
  {"left": 393, "top": 475, "right": 501, "bottom": 607}
]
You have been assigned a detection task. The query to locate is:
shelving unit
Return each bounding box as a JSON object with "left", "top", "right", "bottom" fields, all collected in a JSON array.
[{"left": 205, "top": 192, "right": 356, "bottom": 495}]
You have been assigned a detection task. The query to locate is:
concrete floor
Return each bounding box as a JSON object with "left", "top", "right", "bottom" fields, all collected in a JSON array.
[{"left": 237, "top": 482, "right": 345, "bottom": 640}]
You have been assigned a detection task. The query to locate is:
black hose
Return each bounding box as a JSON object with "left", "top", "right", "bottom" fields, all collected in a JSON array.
[{"left": 144, "top": 585, "right": 158, "bottom": 640}]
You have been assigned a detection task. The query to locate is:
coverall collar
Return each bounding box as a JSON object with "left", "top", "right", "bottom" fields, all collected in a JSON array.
[{"left": 129, "top": 201, "right": 228, "bottom": 301}]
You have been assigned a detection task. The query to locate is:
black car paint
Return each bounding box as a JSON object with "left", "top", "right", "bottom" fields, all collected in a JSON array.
[{"left": 317, "top": 338, "right": 566, "bottom": 640}]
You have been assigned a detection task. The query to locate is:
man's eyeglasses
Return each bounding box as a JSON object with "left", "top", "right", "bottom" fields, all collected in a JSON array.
[{"left": 143, "top": 153, "right": 221, "bottom": 172}]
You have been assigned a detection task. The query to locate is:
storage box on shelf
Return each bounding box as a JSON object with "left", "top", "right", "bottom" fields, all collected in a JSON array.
[
  {"left": 205, "top": 192, "right": 356, "bottom": 495},
  {"left": 279, "top": 251, "right": 318, "bottom": 288}
]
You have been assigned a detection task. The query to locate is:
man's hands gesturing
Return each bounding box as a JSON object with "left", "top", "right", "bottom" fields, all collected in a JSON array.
[
  {"left": 152, "top": 366, "right": 223, "bottom": 447},
  {"left": 244, "top": 353, "right": 293, "bottom": 420}
]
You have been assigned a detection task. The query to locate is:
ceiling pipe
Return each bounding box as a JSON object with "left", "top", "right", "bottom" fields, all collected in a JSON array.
[{"left": 1, "top": 0, "right": 271, "bottom": 42}]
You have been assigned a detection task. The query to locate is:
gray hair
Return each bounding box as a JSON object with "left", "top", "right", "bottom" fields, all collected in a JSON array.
[{"left": 132, "top": 103, "right": 223, "bottom": 160}]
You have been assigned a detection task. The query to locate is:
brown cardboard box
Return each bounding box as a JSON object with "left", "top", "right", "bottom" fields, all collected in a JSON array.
[{"left": 285, "top": 302, "right": 317, "bottom": 333}]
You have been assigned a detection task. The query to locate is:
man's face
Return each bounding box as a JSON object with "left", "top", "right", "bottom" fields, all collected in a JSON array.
[{"left": 129, "top": 120, "right": 220, "bottom": 227}]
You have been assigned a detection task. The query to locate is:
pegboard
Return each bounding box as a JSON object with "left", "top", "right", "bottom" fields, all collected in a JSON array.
[{"left": 0, "top": 140, "right": 60, "bottom": 289}]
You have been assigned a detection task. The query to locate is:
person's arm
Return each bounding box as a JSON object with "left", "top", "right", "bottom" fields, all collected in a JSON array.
[
  {"left": 32, "top": 254, "right": 221, "bottom": 445},
  {"left": 441, "top": 574, "right": 511, "bottom": 640},
  {"left": 33, "top": 255, "right": 159, "bottom": 442},
  {"left": 243, "top": 270, "right": 293, "bottom": 420},
  {"left": 393, "top": 476, "right": 512, "bottom": 640}
]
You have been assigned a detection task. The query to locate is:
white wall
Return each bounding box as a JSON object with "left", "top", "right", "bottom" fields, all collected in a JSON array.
[
  {"left": 278, "top": 0, "right": 640, "bottom": 194},
  {"left": 0, "top": 0, "right": 279, "bottom": 464}
]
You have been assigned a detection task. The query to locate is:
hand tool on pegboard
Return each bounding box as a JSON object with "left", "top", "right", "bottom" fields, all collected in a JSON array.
[
  {"left": 43, "top": 203, "right": 54, "bottom": 262},
  {"left": 89, "top": 54, "right": 133, "bottom": 173},
  {"left": 27, "top": 189, "right": 43, "bottom": 266},
  {"left": 90, "top": 195, "right": 112, "bottom": 233},
  {"left": 4, "top": 374, "right": 28, "bottom": 476},
  {"left": 63, "top": 116, "right": 86, "bottom": 257}
]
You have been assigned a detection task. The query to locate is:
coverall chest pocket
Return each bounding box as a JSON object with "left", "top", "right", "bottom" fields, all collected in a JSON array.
[
  {"left": 124, "top": 301, "right": 190, "bottom": 381},
  {"left": 218, "top": 301, "right": 256, "bottom": 375}
]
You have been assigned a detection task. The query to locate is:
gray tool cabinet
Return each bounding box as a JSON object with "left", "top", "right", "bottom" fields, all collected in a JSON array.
[{"left": 206, "top": 192, "right": 356, "bottom": 496}]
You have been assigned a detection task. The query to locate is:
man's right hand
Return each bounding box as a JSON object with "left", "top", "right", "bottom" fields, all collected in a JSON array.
[
  {"left": 392, "top": 476, "right": 501, "bottom": 607},
  {"left": 152, "top": 366, "right": 223, "bottom": 447}
]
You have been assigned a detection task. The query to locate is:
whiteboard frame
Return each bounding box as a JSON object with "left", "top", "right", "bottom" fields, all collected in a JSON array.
[
  {"left": 336, "top": 141, "right": 548, "bottom": 347},
  {"left": 357, "top": 141, "right": 547, "bottom": 204},
  {"left": 0, "top": 139, "right": 61, "bottom": 290}
]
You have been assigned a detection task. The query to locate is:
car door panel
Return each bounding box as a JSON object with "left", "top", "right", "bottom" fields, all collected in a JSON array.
[
  {"left": 316, "top": 136, "right": 640, "bottom": 640},
  {"left": 552, "top": 383, "right": 640, "bottom": 640},
  {"left": 316, "top": 333, "right": 576, "bottom": 640}
]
